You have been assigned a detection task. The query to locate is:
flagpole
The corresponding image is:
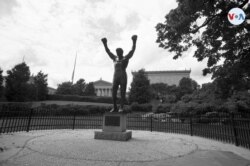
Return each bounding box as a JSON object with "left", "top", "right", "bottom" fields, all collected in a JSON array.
[
  {"left": 22, "top": 55, "right": 25, "bottom": 63},
  {"left": 71, "top": 52, "right": 77, "bottom": 84}
]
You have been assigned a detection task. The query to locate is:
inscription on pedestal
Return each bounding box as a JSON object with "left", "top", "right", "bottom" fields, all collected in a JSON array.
[
  {"left": 95, "top": 113, "right": 132, "bottom": 141},
  {"left": 105, "top": 116, "right": 120, "bottom": 126}
]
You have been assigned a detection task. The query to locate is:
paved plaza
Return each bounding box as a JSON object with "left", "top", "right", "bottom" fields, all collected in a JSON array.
[{"left": 0, "top": 130, "right": 250, "bottom": 166}]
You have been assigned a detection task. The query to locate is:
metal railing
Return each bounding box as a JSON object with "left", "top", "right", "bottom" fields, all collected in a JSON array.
[{"left": 0, "top": 107, "right": 249, "bottom": 149}]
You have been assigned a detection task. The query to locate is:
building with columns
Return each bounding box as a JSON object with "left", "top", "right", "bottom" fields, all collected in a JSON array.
[
  {"left": 132, "top": 70, "right": 191, "bottom": 86},
  {"left": 93, "top": 79, "right": 113, "bottom": 97},
  {"left": 93, "top": 70, "right": 191, "bottom": 97}
]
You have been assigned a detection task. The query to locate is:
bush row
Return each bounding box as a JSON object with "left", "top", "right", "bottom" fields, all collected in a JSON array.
[
  {"left": 35, "top": 104, "right": 112, "bottom": 115},
  {"left": 155, "top": 101, "right": 250, "bottom": 115},
  {"left": 47, "top": 94, "right": 129, "bottom": 105},
  {"left": 130, "top": 103, "right": 153, "bottom": 112},
  {"left": 0, "top": 102, "right": 153, "bottom": 116},
  {"left": 0, "top": 102, "right": 33, "bottom": 116}
]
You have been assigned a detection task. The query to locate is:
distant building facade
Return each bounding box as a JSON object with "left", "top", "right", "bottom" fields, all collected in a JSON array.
[
  {"left": 93, "top": 79, "right": 113, "bottom": 97},
  {"left": 133, "top": 70, "right": 191, "bottom": 86},
  {"left": 48, "top": 87, "right": 56, "bottom": 95},
  {"left": 2, "top": 76, "right": 6, "bottom": 87}
]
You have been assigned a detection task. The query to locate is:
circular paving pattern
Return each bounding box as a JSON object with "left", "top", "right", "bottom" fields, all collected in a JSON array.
[{"left": 26, "top": 130, "right": 197, "bottom": 162}]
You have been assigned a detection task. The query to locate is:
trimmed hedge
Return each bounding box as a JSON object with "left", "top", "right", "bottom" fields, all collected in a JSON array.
[
  {"left": 0, "top": 103, "right": 112, "bottom": 116},
  {"left": 155, "top": 103, "right": 172, "bottom": 113},
  {"left": 0, "top": 103, "right": 32, "bottom": 117},
  {"left": 47, "top": 94, "right": 128, "bottom": 104},
  {"left": 154, "top": 101, "right": 249, "bottom": 116},
  {"left": 36, "top": 104, "right": 112, "bottom": 115},
  {"left": 0, "top": 102, "right": 32, "bottom": 111},
  {"left": 130, "top": 102, "right": 153, "bottom": 112},
  {"left": 0, "top": 102, "right": 153, "bottom": 115}
]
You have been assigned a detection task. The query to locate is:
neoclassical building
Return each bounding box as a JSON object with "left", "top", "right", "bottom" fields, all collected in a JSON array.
[
  {"left": 133, "top": 70, "right": 191, "bottom": 86},
  {"left": 93, "top": 70, "right": 191, "bottom": 96},
  {"left": 93, "top": 79, "right": 113, "bottom": 97}
]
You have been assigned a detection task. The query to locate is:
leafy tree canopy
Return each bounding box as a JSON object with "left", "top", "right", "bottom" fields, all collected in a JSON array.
[
  {"left": 34, "top": 71, "right": 48, "bottom": 100},
  {"left": 0, "top": 68, "right": 3, "bottom": 97},
  {"left": 129, "top": 69, "right": 152, "bottom": 104},
  {"left": 72, "top": 79, "right": 86, "bottom": 96},
  {"left": 186, "top": 82, "right": 221, "bottom": 104},
  {"left": 56, "top": 81, "right": 73, "bottom": 95},
  {"left": 156, "top": 0, "right": 250, "bottom": 95},
  {"left": 179, "top": 77, "right": 199, "bottom": 94},
  {"left": 83, "top": 82, "right": 96, "bottom": 96},
  {"left": 5, "top": 63, "right": 31, "bottom": 101},
  {"left": 56, "top": 79, "right": 95, "bottom": 96},
  {"left": 150, "top": 83, "right": 169, "bottom": 98}
]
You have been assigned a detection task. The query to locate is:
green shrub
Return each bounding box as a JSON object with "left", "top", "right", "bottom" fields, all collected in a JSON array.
[
  {"left": 47, "top": 94, "right": 128, "bottom": 105},
  {"left": 236, "top": 101, "right": 250, "bottom": 114},
  {"left": 195, "top": 117, "right": 210, "bottom": 124},
  {"left": 163, "top": 95, "right": 176, "bottom": 103},
  {"left": 170, "top": 101, "right": 197, "bottom": 115},
  {"left": 181, "top": 94, "right": 192, "bottom": 103},
  {"left": 191, "top": 103, "right": 216, "bottom": 115},
  {"left": 130, "top": 102, "right": 152, "bottom": 112},
  {"left": 33, "top": 104, "right": 111, "bottom": 115},
  {"left": 0, "top": 103, "right": 32, "bottom": 117},
  {"left": 215, "top": 105, "right": 230, "bottom": 113},
  {"left": 155, "top": 103, "right": 172, "bottom": 113}
]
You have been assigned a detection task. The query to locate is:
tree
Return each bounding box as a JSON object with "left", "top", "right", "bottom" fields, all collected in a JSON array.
[
  {"left": 191, "top": 80, "right": 199, "bottom": 90},
  {"left": 179, "top": 77, "right": 194, "bottom": 94},
  {"left": 56, "top": 82, "right": 73, "bottom": 95},
  {"left": 178, "top": 77, "right": 199, "bottom": 100},
  {"left": 0, "top": 68, "right": 3, "bottom": 97},
  {"left": 5, "top": 63, "right": 30, "bottom": 101},
  {"left": 156, "top": 0, "right": 250, "bottom": 96},
  {"left": 26, "top": 82, "right": 36, "bottom": 101},
  {"left": 72, "top": 79, "right": 86, "bottom": 96},
  {"left": 83, "top": 82, "right": 95, "bottom": 96},
  {"left": 184, "top": 82, "right": 224, "bottom": 105},
  {"left": 56, "top": 79, "right": 93, "bottom": 96},
  {"left": 34, "top": 71, "right": 48, "bottom": 100},
  {"left": 129, "top": 69, "right": 152, "bottom": 104},
  {"left": 150, "top": 83, "right": 168, "bottom": 99}
]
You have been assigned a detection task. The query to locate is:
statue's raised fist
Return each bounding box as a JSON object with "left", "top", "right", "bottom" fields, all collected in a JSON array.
[
  {"left": 132, "top": 35, "right": 137, "bottom": 41},
  {"left": 101, "top": 38, "right": 107, "bottom": 43}
]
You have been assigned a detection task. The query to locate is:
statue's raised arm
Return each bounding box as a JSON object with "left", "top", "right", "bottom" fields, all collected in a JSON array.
[
  {"left": 101, "top": 38, "right": 116, "bottom": 61},
  {"left": 124, "top": 35, "right": 137, "bottom": 60}
]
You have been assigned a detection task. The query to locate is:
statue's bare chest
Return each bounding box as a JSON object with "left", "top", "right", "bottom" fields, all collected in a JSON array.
[{"left": 114, "top": 58, "right": 129, "bottom": 70}]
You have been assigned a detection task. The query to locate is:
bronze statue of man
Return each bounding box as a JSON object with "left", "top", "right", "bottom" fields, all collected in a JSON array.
[{"left": 101, "top": 35, "right": 137, "bottom": 112}]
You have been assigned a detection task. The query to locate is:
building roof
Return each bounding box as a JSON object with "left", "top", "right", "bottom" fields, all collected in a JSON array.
[
  {"left": 132, "top": 70, "right": 191, "bottom": 75},
  {"left": 146, "top": 70, "right": 191, "bottom": 74},
  {"left": 93, "top": 78, "right": 112, "bottom": 86},
  {"left": 48, "top": 87, "right": 56, "bottom": 91}
]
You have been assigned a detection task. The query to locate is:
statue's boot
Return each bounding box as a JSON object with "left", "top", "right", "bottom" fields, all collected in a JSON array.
[
  {"left": 118, "top": 108, "right": 123, "bottom": 113},
  {"left": 110, "top": 107, "right": 118, "bottom": 113}
]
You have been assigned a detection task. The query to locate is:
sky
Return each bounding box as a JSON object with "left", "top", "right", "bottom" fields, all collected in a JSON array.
[{"left": 0, "top": 0, "right": 212, "bottom": 89}]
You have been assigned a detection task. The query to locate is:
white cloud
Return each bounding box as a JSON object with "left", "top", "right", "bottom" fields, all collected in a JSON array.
[
  {"left": 0, "top": 0, "right": 18, "bottom": 18},
  {"left": 0, "top": 0, "right": 211, "bottom": 89}
]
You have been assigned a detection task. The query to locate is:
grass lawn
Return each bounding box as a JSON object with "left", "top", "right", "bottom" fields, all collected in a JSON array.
[
  {"left": 33, "top": 101, "right": 113, "bottom": 107},
  {"left": 0, "top": 101, "right": 113, "bottom": 107}
]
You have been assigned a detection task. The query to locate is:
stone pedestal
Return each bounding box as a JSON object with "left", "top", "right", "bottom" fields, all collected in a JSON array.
[{"left": 94, "top": 112, "right": 132, "bottom": 141}]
